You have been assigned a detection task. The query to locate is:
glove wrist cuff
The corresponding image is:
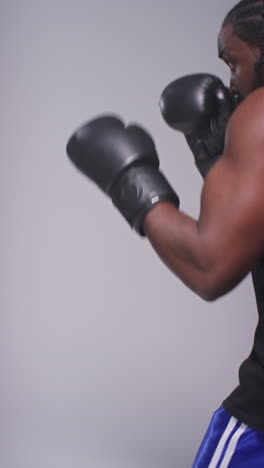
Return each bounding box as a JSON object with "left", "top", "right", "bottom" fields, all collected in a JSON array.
[{"left": 111, "top": 165, "right": 180, "bottom": 236}]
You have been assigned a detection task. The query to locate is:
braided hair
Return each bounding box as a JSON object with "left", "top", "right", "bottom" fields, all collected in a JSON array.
[{"left": 222, "top": 0, "right": 264, "bottom": 66}]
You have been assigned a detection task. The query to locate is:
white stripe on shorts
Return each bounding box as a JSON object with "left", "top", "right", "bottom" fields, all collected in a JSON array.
[
  {"left": 208, "top": 416, "right": 240, "bottom": 468},
  {"left": 219, "top": 422, "right": 247, "bottom": 468}
]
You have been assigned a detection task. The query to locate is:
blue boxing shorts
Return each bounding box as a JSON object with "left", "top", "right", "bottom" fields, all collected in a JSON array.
[{"left": 192, "top": 405, "right": 264, "bottom": 467}]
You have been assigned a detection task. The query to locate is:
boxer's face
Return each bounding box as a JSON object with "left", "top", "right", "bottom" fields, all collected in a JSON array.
[{"left": 217, "top": 24, "right": 262, "bottom": 100}]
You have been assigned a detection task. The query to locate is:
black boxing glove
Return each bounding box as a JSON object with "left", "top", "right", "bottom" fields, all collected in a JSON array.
[
  {"left": 66, "top": 115, "right": 179, "bottom": 236},
  {"left": 159, "top": 74, "right": 238, "bottom": 178}
]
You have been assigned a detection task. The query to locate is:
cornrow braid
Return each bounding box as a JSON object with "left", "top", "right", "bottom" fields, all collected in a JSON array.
[{"left": 223, "top": 0, "right": 264, "bottom": 66}]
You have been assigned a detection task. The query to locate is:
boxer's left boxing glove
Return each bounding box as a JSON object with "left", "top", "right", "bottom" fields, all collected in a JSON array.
[
  {"left": 159, "top": 74, "right": 238, "bottom": 178},
  {"left": 66, "top": 115, "right": 179, "bottom": 236}
]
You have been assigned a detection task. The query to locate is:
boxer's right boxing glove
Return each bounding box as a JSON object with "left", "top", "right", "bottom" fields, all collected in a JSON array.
[{"left": 159, "top": 74, "right": 238, "bottom": 178}]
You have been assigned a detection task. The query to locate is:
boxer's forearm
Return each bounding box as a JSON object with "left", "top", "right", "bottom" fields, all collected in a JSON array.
[{"left": 143, "top": 202, "right": 230, "bottom": 301}]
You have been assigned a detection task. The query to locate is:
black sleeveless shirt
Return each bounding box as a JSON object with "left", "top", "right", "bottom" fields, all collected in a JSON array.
[{"left": 223, "top": 256, "right": 264, "bottom": 432}]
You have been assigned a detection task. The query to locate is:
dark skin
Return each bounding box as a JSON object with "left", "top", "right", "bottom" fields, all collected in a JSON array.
[
  {"left": 217, "top": 25, "right": 262, "bottom": 98},
  {"left": 143, "top": 24, "right": 264, "bottom": 301}
]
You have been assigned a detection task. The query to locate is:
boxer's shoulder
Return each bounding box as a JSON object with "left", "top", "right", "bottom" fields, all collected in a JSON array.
[
  {"left": 224, "top": 87, "right": 264, "bottom": 167},
  {"left": 232, "top": 87, "right": 264, "bottom": 123},
  {"left": 246, "top": 86, "right": 264, "bottom": 103}
]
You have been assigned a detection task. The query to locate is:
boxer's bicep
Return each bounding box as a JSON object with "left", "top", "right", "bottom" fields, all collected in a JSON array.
[{"left": 199, "top": 159, "right": 264, "bottom": 283}]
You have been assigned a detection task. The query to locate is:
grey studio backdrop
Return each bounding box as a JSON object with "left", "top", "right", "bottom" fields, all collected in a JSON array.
[{"left": 1, "top": 1, "right": 257, "bottom": 467}]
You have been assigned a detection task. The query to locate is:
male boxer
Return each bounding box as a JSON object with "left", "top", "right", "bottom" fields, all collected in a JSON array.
[{"left": 67, "top": 1, "right": 264, "bottom": 465}]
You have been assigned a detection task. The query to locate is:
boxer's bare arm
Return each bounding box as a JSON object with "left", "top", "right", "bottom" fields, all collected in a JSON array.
[{"left": 143, "top": 87, "right": 264, "bottom": 301}]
